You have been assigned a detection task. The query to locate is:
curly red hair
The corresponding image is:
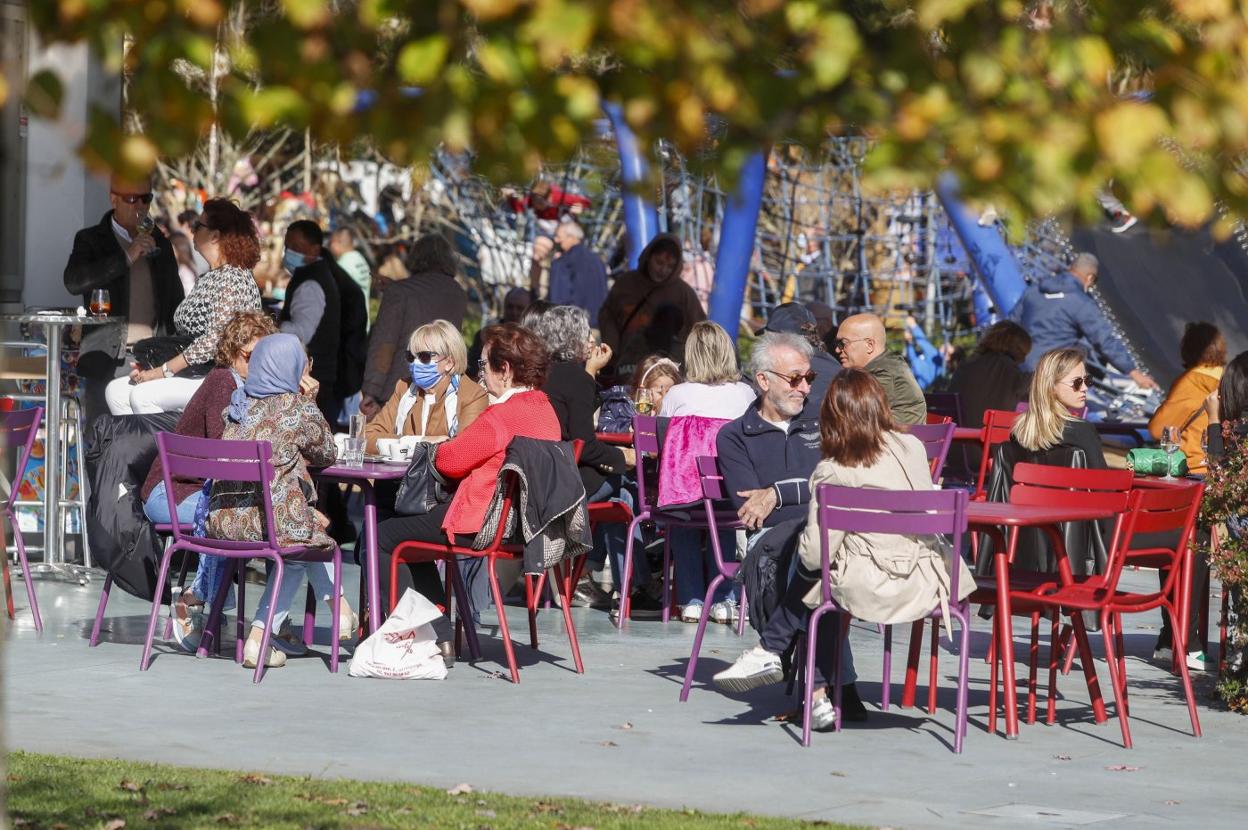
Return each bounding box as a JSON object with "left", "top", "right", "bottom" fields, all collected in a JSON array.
[
  {"left": 482, "top": 322, "right": 550, "bottom": 388},
  {"left": 200, "top": 198, "right": 261, "bottom": 269}
]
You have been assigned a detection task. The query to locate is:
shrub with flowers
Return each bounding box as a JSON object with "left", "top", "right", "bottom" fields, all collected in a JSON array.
[{"left": 1198, "top": 419, "right": 1248, "bottom": 711}]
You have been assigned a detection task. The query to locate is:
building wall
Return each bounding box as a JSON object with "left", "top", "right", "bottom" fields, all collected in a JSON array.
[{"left": 13, "top": 17, "right": 117, "bottom": 309}]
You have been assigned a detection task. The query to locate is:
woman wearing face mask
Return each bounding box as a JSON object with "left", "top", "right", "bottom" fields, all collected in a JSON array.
[
  {"left": 363, "top": 319, "right": 489, "bottom": 454},
  {"left": 106, "top": 199, "right": 263, "bottom": 416}
]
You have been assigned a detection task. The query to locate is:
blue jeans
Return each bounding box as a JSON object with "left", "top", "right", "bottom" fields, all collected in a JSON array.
[
  {"left": 671, "top": 525, "right": 736, "bottom": 607},
  {"left": 143, "top": 482, "right": 199, "bottom": 525},
  {"left": 588, "top": 477, "right": 647, "bottom": 593}
]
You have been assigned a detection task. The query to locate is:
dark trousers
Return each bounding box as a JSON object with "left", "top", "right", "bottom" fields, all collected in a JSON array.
[
  {"left": 1158, "top": 527, "right": 1212, "bottom": 651},
  {"left": 759, "top": 566, "right": 857, "bottom": 688},
  {"left": 374, "top": 502, "right": 474, "bottom": 642}
]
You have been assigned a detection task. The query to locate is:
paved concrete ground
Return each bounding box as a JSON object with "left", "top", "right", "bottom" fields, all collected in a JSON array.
[{"left": 5, "top": 566, "right": 1245, "bottom": 830}]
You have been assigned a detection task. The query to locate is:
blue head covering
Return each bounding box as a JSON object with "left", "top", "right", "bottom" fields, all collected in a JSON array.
[{"left": 227, "top": 333, "right": 307, "bottom": 422}]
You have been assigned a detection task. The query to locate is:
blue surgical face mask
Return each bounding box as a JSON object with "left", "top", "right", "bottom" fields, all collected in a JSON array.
[
  {"left": 283, "top": 248, "right": 307, "bottom": 273},
  {"left": 409, "top": 358, "right": 443, "bottom": 390}
]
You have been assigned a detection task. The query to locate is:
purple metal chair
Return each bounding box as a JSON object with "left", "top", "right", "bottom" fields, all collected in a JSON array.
[
  {"left": 89, "top": 522, "right": 195, "bottom": 648},
  {"left": 2, "top": 406, "right": 44, "bottom": 632},
  {"left": 908, "top": 422, "right": 956, "bottom": 483},
  {"left": 806, "top": 483, "right": 971, "bottom": 751},
  {"left": 617, "top": 416, "right": 738, "bottom": 626},
  {"left": 139, "top": 433, "right": 343, "bottom": 683},
  {"left": 678, "top": 455, "right": 749, "bottom": 700}
]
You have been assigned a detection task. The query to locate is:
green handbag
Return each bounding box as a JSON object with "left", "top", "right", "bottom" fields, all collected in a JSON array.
[{"left": 1126, "top": 448, "right": 1188, "bottom": 477}]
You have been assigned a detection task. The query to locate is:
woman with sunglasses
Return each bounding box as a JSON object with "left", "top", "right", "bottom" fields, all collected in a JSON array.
[
  {"left": 1009, "top": 347, "right": 1106, "bottom": 470},
  {"left": 363, "top": 319, "right": 488, "bottom": 454},
  {"left": 105, "top": 198, "right": 263, "bottom": 416}
]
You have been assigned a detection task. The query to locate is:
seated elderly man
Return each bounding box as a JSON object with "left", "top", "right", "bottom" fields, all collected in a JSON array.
[
  {"left": 834, "top": 312, "right": 927, "bottom": 424},
  {"left": 714, "top": 331, "right": 866, "bottom": 723}
]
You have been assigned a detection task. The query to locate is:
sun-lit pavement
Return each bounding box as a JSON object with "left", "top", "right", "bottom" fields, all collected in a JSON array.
[{"left": 5, "top": 565, "right": 1244, "bottom": 830}]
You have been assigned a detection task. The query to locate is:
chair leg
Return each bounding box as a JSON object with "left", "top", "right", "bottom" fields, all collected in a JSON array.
[
  {"left": 954, "top": 609, "right": 972, "bottom": 754},
  {"left": 251, "top": 558, "right": 281, "bottom": 683},
  {"left": 554, "top": 557, "right": 585, "bottom": 674},
  {"left": 735, "top": 581, "right": 748, "bottom": 637},
  {"left": 832, "top": 613, "right": 850, "bottom": 734},
  {"left": 617, "top": 517, "right": 643, "bottom": 628},
  {"left": 3, "top": 556, "right": 15, "bottom": 620},
  {"left": 679, "top": 573, "right": 724, "bottom": 702},
  {"left": 198, "top": 559, "right": 237, "bottom": 659},
  {"left": 1113, "top": 613, "right": 1129, "bottom": 717},
  {"left": 488, "top": 555, "right": 520, "bottom": 683},
  {"left": 1027, "top": 611, "right": 1040, "bottom": 725},
  {"left": 660, "top": 531, "right": 673, "bottom": 623},
  {"left": 303, "top": 584, "right": 316, "bottom": 646},
  {"left": 1061, "top": 623, "right": 1077, "bottom": 675},
  {"left": 526, "top": 572, "right": 545, "bottom": 650},
  {"left": 1046, "top": 610, "right": 1059, "bottom": 725},
  {"left": 140, "top": 547, "right": 178, "bottom": 671},
  {"left": 88, "top": 573, "right": 114, "bottom": 647},
  {"left": 1164, "top": 601, "right": 1203, "bottom": 739},
  {"left": 881, "top": 624, "right": 892, "bottom": 711},
  {"left": 928, "top": 616, "right": 939, "bottom": 715},
  {"left": 902, "top": 619, "right": 924, "bottom": 708},
  {"left": 1098, "top": 609, "right": 1131, "bottom": 749},
  {"left": 11, "top": 524, "right": 42, "bottom": 632},
  {"left": 235, "top": 563, "right": 247, "bottom": 663},
  {"left": 1069, "top": 612, "right": 1108, "bottom": 724},
  {"left": 447, "top": 559, "right": 482, "bottom": 660},
  {"left": 801, "top": 606, "right": 829, "bottom": 748},
  {"left": 329, "top": 550, "right": 342, "bottom": 673},
  {"left": 988, "top": 626, "right": 998, "bottom": 736}
]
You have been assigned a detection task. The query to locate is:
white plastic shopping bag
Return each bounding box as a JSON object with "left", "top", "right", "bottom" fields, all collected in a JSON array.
[{"left": 347, "top": 588, "right": 448, "bottom": 680}]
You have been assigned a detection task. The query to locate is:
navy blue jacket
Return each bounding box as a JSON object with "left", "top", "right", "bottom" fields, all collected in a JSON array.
[
  {"left": 1010, "top": 271, "right": 1135, "bottom": 372},
  {"left": 716, "top": 402, "right": 823, "bottom": 528},
  {"left": 549, "top": 243, "right": 609, "bottom": 327}
]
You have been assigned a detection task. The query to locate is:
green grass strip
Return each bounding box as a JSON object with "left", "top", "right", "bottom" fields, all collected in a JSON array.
[{"left": 7, "top": 751, "right": 869, "bottom": 830}]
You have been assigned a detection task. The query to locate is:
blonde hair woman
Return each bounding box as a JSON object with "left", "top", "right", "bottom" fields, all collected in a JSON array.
[
  {"left": 658, "top": 321, "right": 756, "bottom": 419},
  {"left": 363, "top": 318, "right": 489, "bottom": 453},
  {"left": 1010, "top": 347, "right": 1106, "bottom": 467}
]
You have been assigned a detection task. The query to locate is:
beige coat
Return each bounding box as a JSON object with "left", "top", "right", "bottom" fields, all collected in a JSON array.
[{"left": 797, "top": 432, "right": 976, "bottom": 628}]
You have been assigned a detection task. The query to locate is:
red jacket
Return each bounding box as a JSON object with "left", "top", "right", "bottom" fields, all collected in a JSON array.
[{"left": 435, "top": 390, "right": 561, "bottom": 537}]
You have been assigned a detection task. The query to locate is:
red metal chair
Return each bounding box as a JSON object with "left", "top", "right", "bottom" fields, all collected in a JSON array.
[
  {"left": 388, "top": 469, "right": 586, "bottom": 684},
  {"left": 2, "top": 406, "right": 43, "bottom": 632},
  {"left": 971, "top": 409, "right": 1021, "bottom": 501},
  {"left": 1017, "top": 482, "right": 1204, "bottom": 748}
]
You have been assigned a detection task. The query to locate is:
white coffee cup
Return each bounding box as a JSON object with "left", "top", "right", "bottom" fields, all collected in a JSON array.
[{"left": 377, "top": 437, "right": 417, "bottom": 462}]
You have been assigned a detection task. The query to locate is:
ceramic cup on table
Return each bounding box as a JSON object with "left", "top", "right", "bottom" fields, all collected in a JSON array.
[{"left": 376, "top": 437, "right": 418, "bottom": 463}]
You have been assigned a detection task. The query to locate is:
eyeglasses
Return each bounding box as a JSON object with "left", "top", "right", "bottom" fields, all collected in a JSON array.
[
  {"left": 111, "top": 191, "right": 154, "bottom": 205},
  {"left": 766, "top": 370, "right": 817, "bottom": 388},
  {"left": 1061, "top": 376, "right": 1088, "bottom": 391},
  {"left": 407, "top": 350, "right": 441, "bottom": 364},
  {"left": 835, "top": 336, "right": 869, "bottom": 350}
]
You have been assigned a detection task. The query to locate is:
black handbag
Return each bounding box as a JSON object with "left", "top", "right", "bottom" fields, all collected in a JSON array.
[
  {"left": 133, "top": 335, "right": 214, "bottom": 378},
  {"left": 394, "top": 442, "right": 452, "bottom": 516}
]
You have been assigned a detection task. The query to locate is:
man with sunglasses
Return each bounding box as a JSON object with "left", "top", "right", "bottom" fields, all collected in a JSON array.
[
  {"left": 833, "top": 313, "right": 927, "bottom": 424},
  {"left": 64, "top": 174, "right": 184, "bottom": 426},
  {"left": 714, "top": 331, "right": 870, "bottom": 720},
  {"left": 1010, "top": 252, "right": 1158, "bottom": 389}
]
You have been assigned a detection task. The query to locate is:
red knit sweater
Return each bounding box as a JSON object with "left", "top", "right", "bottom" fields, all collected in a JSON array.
[{"left": 435, "top": 389, "right": 561, "bottom": 537}]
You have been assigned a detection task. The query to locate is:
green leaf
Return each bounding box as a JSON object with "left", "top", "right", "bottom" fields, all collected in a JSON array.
[{"left": 398, "top": 36, "right": 451, "bottom": 85}]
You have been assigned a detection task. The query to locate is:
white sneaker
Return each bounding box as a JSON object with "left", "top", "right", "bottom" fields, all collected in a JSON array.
[
  {"left": 810, "top": 695, "right": 838, "bottom": 732},
  {"left": 242, "top": 636, "right": 287, "bottom": 669},
  {"left": 680, "top": 602, "right": 704, "bottom": 623},
  {"left": 1186, "top": 651, "right": 1214, "bottom": 672},
  {"left": 710, "top": 599, "right": 739, "bottom": 625},
  {"left": 713, "top": 645, "right": 784, "bottom": 693}
]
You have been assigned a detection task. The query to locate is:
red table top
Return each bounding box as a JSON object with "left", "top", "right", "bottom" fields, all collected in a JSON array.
[
  {"left": 315, "top": 461, "right": 407, "bottom": 480},
  {"left": 966, "top": 501, "right": 1120, "bottom": 527}
]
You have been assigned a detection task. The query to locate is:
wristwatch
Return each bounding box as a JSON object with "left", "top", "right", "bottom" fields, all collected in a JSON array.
[{"left": 161, "top": 363, "right": 174, "bottom": 379}]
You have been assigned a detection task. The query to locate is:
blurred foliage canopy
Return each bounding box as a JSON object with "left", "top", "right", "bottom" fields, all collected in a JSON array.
[{"left": 19, "top": 1, "right": 1248, "bottom": 232}]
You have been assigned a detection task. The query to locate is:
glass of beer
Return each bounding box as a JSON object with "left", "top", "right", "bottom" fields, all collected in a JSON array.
[{"left": 89, "top": 289, "right": 111, "bottom": 317}]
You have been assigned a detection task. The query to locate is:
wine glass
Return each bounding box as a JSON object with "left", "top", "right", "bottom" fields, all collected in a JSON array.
[
  {"left": 1160, "top": 426, "right": 1180, "bottom": 481},
  {"left": 635, "top": 388, "right": 654, "bottom": 415},
  {"left": 137, "top": 214, "right": 158, "bottom": 257},
  {"left": 89, "top": 289, "right": 111, "bottom": 317}
]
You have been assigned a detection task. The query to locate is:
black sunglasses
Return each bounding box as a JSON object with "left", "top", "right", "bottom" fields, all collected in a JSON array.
[
  {"left": 407, "top": 350, "right": 441, "bottom": 364},
  {"left": 112, "top": 191, "right": 154, "bottom": 205},
  {"left": 766, "top": 370, "right": 817, "bottom": 388},
  {"left": 1062, "top": 376, "right": 1088, "bottom": 391}
]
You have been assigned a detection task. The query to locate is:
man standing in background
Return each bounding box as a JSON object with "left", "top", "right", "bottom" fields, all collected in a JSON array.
[
  {"left": 330, "top": 227, "right": 372, "bottom": 325},
  {"left": 548, "top": 220, "right": 608, "bottom": 326}
]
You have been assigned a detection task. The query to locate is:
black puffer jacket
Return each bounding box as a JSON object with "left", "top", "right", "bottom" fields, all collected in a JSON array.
[{"left": 86, "top": 411, "right": 180, "bottom": 600}]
